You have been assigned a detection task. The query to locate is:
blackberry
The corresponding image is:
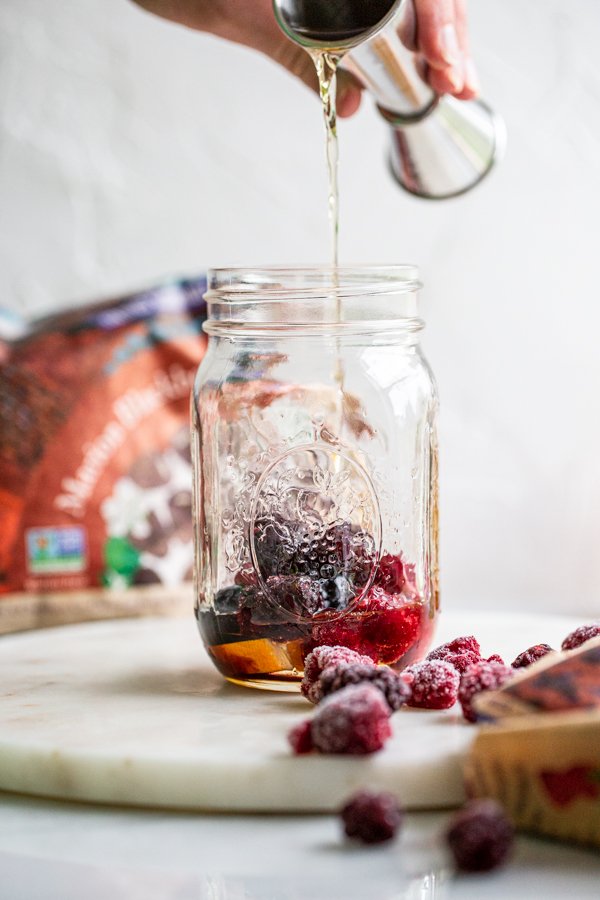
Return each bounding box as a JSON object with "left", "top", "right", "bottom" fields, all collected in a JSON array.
[
  {"left": 446, "top": 799, "right": 514, "bottom": 872},
  {"left": 341, "top": 790, "right": 403, "bottom": 844},
  {"left": 301, "top": 645, "right": 373, "bottom": 704},
  {"left": 459, "top": 660, "right": 514, "bottom": 723},
  {"left": 319, "top": 662, "right": 411, "bottom": 711}
]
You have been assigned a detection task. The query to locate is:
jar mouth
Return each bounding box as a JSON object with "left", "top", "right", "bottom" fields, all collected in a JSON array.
[{"left": 205, "top": 265, "right": 421, "bottom": 303}]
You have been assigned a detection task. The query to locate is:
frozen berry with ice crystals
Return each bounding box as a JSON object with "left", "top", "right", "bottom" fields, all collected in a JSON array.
[
  {"left": 459, "top": 660, "right": 514, "bottom": 723},
  {"left": 319, "top": 662, "right": 411, "bottom": 711},
  {"left": 561, "top": 624, "right": 600, "bottom": 652},
  {"left": 341, "top": 790, "right": 403, "bottom": 844},
  {"left": 287, "top": 719, "right": 314, "bottom": 755},
  {"left": 404, "top": 660, "right": 459, "bottom": 710},
  {"left": 301, "top": 645, "right": 372, "bottom": 704},
  {"left": 446, "top": 799, "right": 514, "bottom": 872},
  {"left": 486, "top": 654, "right": 505, "bottom": 665},
  {"left": 311, "top": 684, "right": 392, "bottom": 754},
  {"left": 512, "top": 643, "right": 554, "bottom": 669},
  {"left": 427, "top": 635, "right": 481, "bottom": 673}
]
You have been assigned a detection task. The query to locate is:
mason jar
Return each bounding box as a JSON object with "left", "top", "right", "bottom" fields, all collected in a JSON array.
[{"left": 191, "top": 266, "right": 438, "bottom": 690}]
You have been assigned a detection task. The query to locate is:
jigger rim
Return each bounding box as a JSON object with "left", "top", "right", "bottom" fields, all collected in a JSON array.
[{"left": 272, "top": 0, "right": 403, "bottom": 52}]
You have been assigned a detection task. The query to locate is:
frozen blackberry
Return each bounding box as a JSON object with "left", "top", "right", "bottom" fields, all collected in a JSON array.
[
  {"left": 301, "top": 645, "right": 372, "bottom": 704},
  {"left": 512, "top": 643, "right": 554, "bottom": 669},
  {"left": 341, "top": 790, "right": 403, "bottom": 844},
  {"left": 311, "top": 684, "right": 392, "bottom": 754},
  {"left": 287, "top": 720, "right": 314, "bottom": 755},
  {"left": 404, "top": 660, "right": 460, "bottom": 710},
  {"left": 446, "top": 799, "right": 514, "bottom": 872},
  {"left": 459, "top": 660, "right": 514, "bottom": 723},
  {"left": 427, "top": 636, "right": 481, "bottom": 674},
  {"left": 319, "top": 662, "right": 411, "bottom": 711},
  {"left": 561, "top": 624, "right": 600, "bottom": 652}
]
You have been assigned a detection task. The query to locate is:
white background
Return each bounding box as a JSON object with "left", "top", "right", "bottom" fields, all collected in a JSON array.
[{"left": 1, "top": 0, "right": 599, "bottom": 618}]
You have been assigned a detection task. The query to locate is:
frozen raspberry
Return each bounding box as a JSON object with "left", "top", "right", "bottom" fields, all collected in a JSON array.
[
  {"left": 375, "top": 554, "right": 405, "bottom": 594},
  {"left": 561, "top": 624, "right": 600, "bottom": 652},
  {"left": 301, "top": 645, "right": 372, "bottom": 704},
  {"left": 341, "top": 790, "right": 403, "bottom": 844},
  {"left": 512, "top": 643, "right": 554, "bottom": 669},
  {"left": 404, "top": 660, "right": 460, "bottom": 710},
  {"left": 287, "top": 719, "right": 314, "bottom": 755},
  {"left": 311, "top": 684, "right": 392, "bottom": 754},
  {"left": 319, "top": 662, "right": 411, "bottom": 711},
  {"left": 486, "top": 654, "right": 505, "bottom": 665},
  {"left": 427, "top": 635, "right": 481, "bottom": 674},
  {"left": 459, "top": 660, "right": 514, "bottom": 723},
  {"left": 446, "top": 799, "right": 514, "bottom": 872}
]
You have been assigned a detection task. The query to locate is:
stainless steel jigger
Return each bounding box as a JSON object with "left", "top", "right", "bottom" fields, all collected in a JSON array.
[{"left": 273, "top": 0, "right": 506, "bottom": 199}]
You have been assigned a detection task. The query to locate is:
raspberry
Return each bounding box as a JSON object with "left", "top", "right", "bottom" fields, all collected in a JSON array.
[
  {"left": 561, "top": 624, "right": 600, "bottom": 652},
  {"left": 375, "top": 554, "right": 405, "bottom": 594},
  {"left": 311, "top": 684, "right": 392, "bottom": 754},
  {"left": 446, "top": 799, "right": 514, "bottom": 872},
  {"left": 319, "top": 662, "right": 411, "bottom": 711},
  {"left": 301, "top": 645, "right": 372, "bottom": 704},
  {"left": 404, "top": 660, "right": 460, "bottom": 710},
  {"left": 512, "top": 643, "right": 554, "bottom": 669},
  {"left": 427, "top": 635, "right": 481, "bottom": 674},
  {"left": 310, "top": 587, "right": 424, "bottom": 665},
  {"left": 287, "top": 719, "right": 314, "bottom": 755},
  {"left": 341, "top": 790, "right": 403, "bottom": 844},
  {"left": 486, "top": 654, "right": 505, "bottom": 665},
  {"left": 459, "top": 660, "right": 514, "bottom": 723}
]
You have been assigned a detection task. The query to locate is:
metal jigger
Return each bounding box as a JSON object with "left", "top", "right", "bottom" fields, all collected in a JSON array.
[{"left": 273, "top": 0, "right": 506, "bottom": 199}]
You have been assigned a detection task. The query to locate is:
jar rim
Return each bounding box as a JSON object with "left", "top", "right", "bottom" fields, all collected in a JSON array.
[{"left": 205, "top": 265, "right": 421, "bottom": 303}]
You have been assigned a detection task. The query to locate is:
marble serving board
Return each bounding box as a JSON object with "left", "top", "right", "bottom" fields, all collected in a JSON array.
[{"left": 0, "top": 611, "right": 584, "bottom": 813}]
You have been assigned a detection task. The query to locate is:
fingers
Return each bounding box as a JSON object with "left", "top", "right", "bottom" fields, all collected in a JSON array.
[
  {"left": 337, "top": 70, "right": 364, "bottom": 118},
  {"left": 402, "top": 0, "right": 480, "bottom": 99}
]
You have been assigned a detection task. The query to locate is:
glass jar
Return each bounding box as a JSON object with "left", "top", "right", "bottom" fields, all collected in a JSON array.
[{"left": 191, "top": 266, "right": 439, "bottom": 690}]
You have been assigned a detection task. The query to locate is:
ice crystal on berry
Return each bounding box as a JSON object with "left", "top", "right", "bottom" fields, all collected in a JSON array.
[
  {"left": 512, "top": 643, "right": 554, "bottom": 669},
  {"left": 404, "top": 660, "right": 459, "bottom": 710},
  {"left": 301, "top": 645, "right": 372, "bottom": 704},
  {"left": 561, "top": 624, "right": 600, "bottom": 652},
  {"left": 459, "top": 660, "right": 514, "bottom": 723},
  {"left": 310, "top": 684, "right": 392, "bottom": 754},
  {"left": 319, "top": 662, "right": 411, "bottom": 711}
]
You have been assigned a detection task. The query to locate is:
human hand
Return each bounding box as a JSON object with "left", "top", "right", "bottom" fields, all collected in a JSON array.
[{"left": 131, "top": 0, "right": 479, "bottom": 117}]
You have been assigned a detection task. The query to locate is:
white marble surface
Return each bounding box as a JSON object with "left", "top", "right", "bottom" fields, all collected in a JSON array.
[
  {"left": 0, "top": 610, "right": 588, "bottom": 813},
  {"left": 0, "top": 792, "right": 599, "bottom": 899}
]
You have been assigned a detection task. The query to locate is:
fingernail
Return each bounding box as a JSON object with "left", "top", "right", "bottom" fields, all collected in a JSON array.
[
  {"left": 464, "top": 58, "right": 480, "bottom": 94},
  {"left": 439, "top": 23, "right": 461, "bottom": 66},
  {"left": 445, "top": 66, "right": 464, "bottom": 93}
]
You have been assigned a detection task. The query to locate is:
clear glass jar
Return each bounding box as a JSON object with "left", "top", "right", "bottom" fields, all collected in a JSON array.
[{"left": 191, "top": 266, "right": 439, "bottom": 690}]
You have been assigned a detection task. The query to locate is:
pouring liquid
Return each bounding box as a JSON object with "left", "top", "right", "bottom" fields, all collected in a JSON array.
[{"left": 310, "top": 49, "right": 346, "bottom": 399}]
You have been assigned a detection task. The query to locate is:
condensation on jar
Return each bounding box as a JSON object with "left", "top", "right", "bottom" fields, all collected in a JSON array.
[{"left": 191, "top": 266, "right": 439, "bottom": 691}]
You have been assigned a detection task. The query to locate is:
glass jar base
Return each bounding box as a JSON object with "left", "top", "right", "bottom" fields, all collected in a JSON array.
[{"left": 225, "top": 673, "right": 302, "bottom": 692}]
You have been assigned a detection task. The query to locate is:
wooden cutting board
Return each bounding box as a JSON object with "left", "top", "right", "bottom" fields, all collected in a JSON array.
[{"left": 0, "top": 611, "right": 584, "bottom": 812}]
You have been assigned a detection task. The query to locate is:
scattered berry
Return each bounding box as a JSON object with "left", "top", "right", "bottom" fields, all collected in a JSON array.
[
  {"left": 512, "top": 643, "right": 554, "bottom": 669},
  {"left": 311, "top": 684, "right": 392, "bottom": 754},
  {"left": 319, "top": 662, "right": 411, "bottom": 711},
  {"left": 404, "top": 660, "right": 460, "bottom": 710},
  {"left": 561, "top": 624, "right": 600, "bottom": 652},
  {"left": 287, "top": 719, "right": 314, "bottom": 755},
  {"left": 459, "top": 660, "right": 514, "bottom": 723},
  {"left": 427, "top": 635, "right": 481, "bottom": 674},
  {"left": 341, "top": 790, "right": 403, "bottom": 844},
  {"left": 301, "top": 645, "right": 372, "bottom": 704},
  {"left": 446, "top": 799, "right": 514, "bottom": 872}
]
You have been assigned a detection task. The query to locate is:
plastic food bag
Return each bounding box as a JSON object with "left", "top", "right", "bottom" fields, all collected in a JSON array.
[{"left": 0, "top": 277, "right": 207, "bottom": 630}]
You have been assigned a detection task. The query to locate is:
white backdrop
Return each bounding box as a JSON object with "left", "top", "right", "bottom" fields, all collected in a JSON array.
[{"left": 1, "top": 0, "right": 599, "bottom": 617}]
